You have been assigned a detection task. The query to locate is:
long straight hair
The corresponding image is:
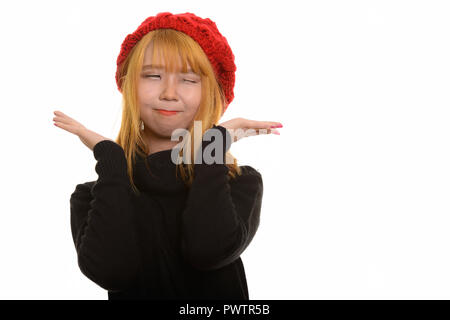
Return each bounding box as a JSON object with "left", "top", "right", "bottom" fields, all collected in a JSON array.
[{"left": 115, "top": 28, "right": 242, "bottom": 195}]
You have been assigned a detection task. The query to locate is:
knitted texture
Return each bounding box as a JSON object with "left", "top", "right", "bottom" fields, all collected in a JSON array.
[{"left": 116, "top": 12, "right": 236, "bottom": 111}]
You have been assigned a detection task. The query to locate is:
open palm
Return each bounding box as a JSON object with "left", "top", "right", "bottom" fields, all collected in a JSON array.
[
  {"left": 53, "top": 110, "right": 112, "bottom": 151},
  {"left": 218, "top": 117, "right": 282, "bottom": 143}
]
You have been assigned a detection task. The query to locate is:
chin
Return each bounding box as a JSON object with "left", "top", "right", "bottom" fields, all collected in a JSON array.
[{"left": 150, "top": 125, "right": 183, "bottom": 139}]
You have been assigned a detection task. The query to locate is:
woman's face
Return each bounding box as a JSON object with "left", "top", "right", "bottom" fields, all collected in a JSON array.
[{"left": 137, "top": 43, "right": 202, "bottom": 139}]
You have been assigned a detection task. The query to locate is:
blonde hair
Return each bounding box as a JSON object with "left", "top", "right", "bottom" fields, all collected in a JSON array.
[{"left": 115, "top": 28, "right": 242, "bottom": 196}]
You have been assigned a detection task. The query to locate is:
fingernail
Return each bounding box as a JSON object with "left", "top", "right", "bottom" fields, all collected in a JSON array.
[
  {"left": 273, "top": 131, "right": 280, "bottom": 135},
  {"left": 271, "top": 124, "right": 283, "bottom": 128}
]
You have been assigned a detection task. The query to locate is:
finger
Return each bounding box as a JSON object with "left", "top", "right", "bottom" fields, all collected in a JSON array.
[
  {"left": 54, "top": 114, "right": 80, "bottom": 126},
  {"left": 270, "top": 129, "right": 280, "bottom": 135},
  {"left": 53, "top": 116, "right": 73, "bottom": 125},
  {"left": 256, "top": 128, "right": 271, "bottom": 135},
  {"left": 54, "top": 121, "right": 69, "bottom": 131},
  {"left": 256, "top": 128, "right": 280, "bottom": 135},
  {"left": 53, "top": 115, "right": 65, "bottom": 122},
  {"left": 54, "top": 121, "right": 77, "bottom": 135},
  {"left": 54, "top": 111, "right": 77, "bottom": 123},
  {"left": 238, "top": 128, "right": 280, "bottom": 139},
  {"left": 249, "top": 120, "right": 283, "bottom": 129},
  {"left": 54, "top": 111, "right": 68, "bottom": 117}
]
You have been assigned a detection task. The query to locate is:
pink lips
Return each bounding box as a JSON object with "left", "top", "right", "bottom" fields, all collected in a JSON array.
[{"left": 156, "top": 109, "right": 179, "bottom": 116}]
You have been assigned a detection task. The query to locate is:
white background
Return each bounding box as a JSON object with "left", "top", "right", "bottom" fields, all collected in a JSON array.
[{"left": 0, "top": 0, "right": 449, "bottom": 299}]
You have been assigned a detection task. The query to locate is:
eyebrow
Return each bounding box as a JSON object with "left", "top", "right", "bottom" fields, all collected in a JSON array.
[{"left": 142, "top": 64, "right": 196, "bottom": 74}]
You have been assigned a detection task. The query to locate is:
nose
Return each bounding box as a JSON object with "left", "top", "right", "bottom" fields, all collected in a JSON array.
[{"left": 159, "top": 75, "right": 178, "bottom": 101}]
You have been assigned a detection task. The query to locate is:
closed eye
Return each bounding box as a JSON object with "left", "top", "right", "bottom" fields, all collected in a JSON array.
[{"left": 143, "top": 74, "right": 197, "bottom": 83}]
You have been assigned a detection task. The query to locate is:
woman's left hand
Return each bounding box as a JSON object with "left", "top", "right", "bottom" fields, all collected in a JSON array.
[{"left": 217, "top": 118, "right": 283, "bottom": 143}]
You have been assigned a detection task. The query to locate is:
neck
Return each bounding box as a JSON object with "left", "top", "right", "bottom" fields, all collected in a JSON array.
[{"left": 142, "top": 127, "right": 179, "bottom": 156}]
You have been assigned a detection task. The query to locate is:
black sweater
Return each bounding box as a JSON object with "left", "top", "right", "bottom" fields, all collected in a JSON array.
[{"left": 69, "top": 125, "right": 264, "bottom": 300}]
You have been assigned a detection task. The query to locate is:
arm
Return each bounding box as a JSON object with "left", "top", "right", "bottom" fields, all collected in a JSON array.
[
  {"left": 70, "top": 140, "right": 141, "bottom": 292},
  {"left": 181, "top": 125, "right": 264, "bottom": 271}
]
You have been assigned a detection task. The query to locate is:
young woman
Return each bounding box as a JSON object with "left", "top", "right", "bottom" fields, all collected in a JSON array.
[{"left": 53, "top": 12, "right": 282, "bottom": 300}]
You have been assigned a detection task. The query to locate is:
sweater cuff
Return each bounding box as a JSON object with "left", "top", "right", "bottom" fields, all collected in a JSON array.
[{"left": 93, "top": 140, "right": 128, "bottom": 179}]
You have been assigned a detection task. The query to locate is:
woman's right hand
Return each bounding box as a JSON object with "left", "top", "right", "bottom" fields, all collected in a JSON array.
[{"left": 53, "top": 110, "right": 113, "bottom": 151}]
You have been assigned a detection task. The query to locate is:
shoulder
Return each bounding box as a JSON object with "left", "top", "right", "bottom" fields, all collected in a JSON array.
[{"left": 238, "top": 165, "right": 262, "bottom": 181}]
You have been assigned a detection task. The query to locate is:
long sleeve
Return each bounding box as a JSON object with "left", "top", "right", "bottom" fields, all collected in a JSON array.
[
  {"left": 70, "top": 140, "right": 141, "bottom": 292},
  {"left": 181, "top": 125, "right": 264, "bottom": 271}
]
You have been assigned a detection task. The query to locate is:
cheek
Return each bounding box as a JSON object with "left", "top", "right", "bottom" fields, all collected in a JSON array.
[
  {"left": 183, "top": 103, "right": 200, "bottom": 117},
  {"left": 139, "top": 109, "right": 155, "bottom": 126},
  {"left": 181, "top": 87, "right": 202, "bottom": 109},
  {"left": 138, "top": 81, "right": 159, "bottom": 97}
]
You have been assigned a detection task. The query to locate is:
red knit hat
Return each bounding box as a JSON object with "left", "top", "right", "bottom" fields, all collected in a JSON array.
[{"left": 116, "top": 12, "right": 236, "bottom": 111}]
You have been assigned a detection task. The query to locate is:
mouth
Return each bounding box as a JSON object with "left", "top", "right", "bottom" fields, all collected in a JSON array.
[{"left": 155, "top": 109, "right": 180, "bottom": 116}]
